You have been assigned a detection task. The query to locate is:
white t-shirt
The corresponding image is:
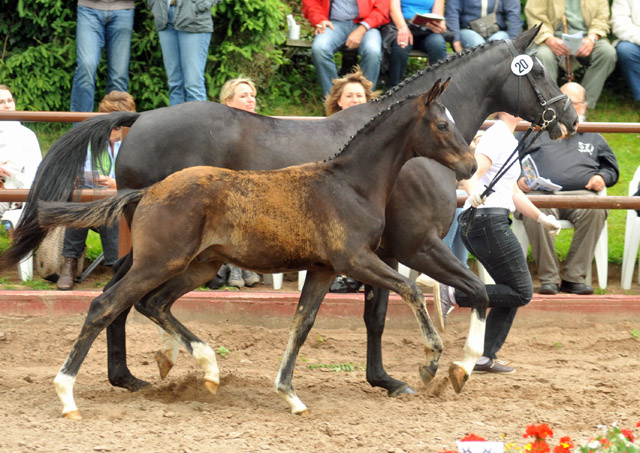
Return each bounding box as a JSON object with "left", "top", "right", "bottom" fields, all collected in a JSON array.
[
  {"left": 0, "top": 121, "right": 42, "bottom": 189},
  {"left": 465, "top": 120, "right": 519, "bottom": 212}
]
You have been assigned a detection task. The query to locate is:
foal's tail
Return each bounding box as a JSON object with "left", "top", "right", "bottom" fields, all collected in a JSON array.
[
  {"left": 0, "top": 111, "right": 141, "bottom": 269},
  {"left": 37, "top": 189, "right": 146, "bottom": 232}
]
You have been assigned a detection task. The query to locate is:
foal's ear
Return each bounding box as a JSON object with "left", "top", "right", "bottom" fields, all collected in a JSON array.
[
  {"left": 424, "top": 77, "right": 450, "bottom": 106},
  {"left": 513, "top": 24, "right": 541, "bottom": 52}
]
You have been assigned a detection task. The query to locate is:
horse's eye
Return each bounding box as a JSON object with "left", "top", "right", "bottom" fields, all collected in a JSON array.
[{"left": 436, "top": 122, "right": 448, "bottom": 132}]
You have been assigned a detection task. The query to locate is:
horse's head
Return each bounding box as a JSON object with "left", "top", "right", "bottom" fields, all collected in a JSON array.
[
  {"left": 499, "top": 24, "right": 579, "bottom": 140},
  {"left": 415, "top": 79, "right": 477, "bottom": 180}
]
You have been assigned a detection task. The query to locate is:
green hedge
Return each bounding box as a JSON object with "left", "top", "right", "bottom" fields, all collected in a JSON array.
[{"left": 0, "top": 0, "right": 323, "bottom": 113}]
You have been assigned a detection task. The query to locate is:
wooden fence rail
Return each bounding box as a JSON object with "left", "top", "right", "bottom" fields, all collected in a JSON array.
[{"left": 2, "top": 111, "right": 640, "bottom": 210}]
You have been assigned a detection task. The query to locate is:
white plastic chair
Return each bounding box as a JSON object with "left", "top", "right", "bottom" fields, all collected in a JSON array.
[
  {"left": 621, "top": 166, "right": 640, "bottom": 289},
  {"left": 1, "top": 208, "right": 33, "bottom": 281},
  {"left": 511, "top": 189, "right": 608, "bottom": 289}
]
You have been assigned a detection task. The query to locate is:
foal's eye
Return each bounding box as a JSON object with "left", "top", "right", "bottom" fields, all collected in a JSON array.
[{"left": 436, "top": 122, "right": 449, "bottom": 132}]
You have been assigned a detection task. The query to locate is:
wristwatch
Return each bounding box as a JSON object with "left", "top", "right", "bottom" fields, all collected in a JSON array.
[{"left": 587, "top": 34, "right": 599, "bottom": 44}]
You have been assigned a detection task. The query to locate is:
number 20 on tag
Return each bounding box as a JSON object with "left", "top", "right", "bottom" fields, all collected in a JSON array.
[{"left": 511, "top": 54, "right": 533, "bottom": 76}]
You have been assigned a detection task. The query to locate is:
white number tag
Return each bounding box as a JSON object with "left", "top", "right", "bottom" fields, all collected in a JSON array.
[{"left": 510, "top": 54, "right": 533, "bottom": 76}]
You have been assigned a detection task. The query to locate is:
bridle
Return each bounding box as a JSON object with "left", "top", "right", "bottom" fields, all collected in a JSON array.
[{"left": 458, "top": 39, "right": 573, "bottom": 235}]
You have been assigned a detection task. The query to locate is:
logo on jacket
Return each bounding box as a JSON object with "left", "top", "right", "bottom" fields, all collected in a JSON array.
[{"left": 578, "top": 142, "right": 594, "bottom": 156}]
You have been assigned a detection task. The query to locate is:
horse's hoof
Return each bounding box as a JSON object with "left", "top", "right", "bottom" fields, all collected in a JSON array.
[
  {"left": 155, "top": 350, "right": 174, "bottom": 379},
  {"left": 419, "top": 364, "right": 437, "bottom": 385},
  {"left": 110, "top": 374, "right": 151, "bottom": 392},
  {"left": 293, "top": 408, "right": 309, "bottom": 416},
  {"left": 448, "top": 363, "right": 468, "bottom": 394},
  {"left": 62, "top": 410, "right": 82, "bottom": 420},
  {"left": 204, "top": 379, "right": 219, "bottom": 395},
  {"left": 389, "top": 384, "right": 417, "bottom": 397}
]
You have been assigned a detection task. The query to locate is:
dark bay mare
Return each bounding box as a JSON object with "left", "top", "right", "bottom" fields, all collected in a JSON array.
[
  {"left": 0, "top": 25, "right": 578, "bottom": 397},
  {"left": 37, "top": 81, "right": 474, "bottom": 418}
]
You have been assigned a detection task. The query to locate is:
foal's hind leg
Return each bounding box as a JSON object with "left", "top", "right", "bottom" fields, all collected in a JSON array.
[
  {"left": 275, "top": 270, "right": 334, "bottom": 415},
  {"left": 54, "top": 266, "right": 170, "bottom": 419},
  {"left": 134, "top": 261, "right": 223, "bottom": 388}
]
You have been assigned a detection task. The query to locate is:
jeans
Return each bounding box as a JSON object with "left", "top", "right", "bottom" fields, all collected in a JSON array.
[
  {"left": 456, "top": 210, "right": 533, "bottom": 359},
  {"left": 62, "top": 224, "right": 120, "bottom": 266},
  {"left": 311, "top": 20, "right": 382, "bottom": 95},
  {"left": 459, "top": 28, "right": 508, "bottom": 49},
  {"left": 387, "top": 31, "right": 447, "bottom": 87},
  {"left": 616, "top": 41, "right": 640, "bottom": 102},
  {"left": 70, "top": 6, "right": 134, "bottom": 112},
  {"left": 158, "top": 6, "right": 211, "bottom": 105},
  {"left": 442, "top": 189, "right": 469, "bottom": 266}
]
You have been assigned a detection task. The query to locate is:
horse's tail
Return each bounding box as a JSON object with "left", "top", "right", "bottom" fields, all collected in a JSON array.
[
  {"left": 37, "top": 189, "right": 145, "bottom": 232},
  {"left": 0, "top": 111, "right": 141, "bottom": 269}
]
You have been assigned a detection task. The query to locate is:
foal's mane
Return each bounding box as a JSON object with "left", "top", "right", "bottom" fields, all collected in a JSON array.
[{"left": 324, "top": 93, "right": 422, "bottom": 163}]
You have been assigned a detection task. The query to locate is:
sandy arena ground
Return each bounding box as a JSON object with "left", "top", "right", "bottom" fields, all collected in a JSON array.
[{"left": 1, "top": 296, "right": 639, "bottom": 452}]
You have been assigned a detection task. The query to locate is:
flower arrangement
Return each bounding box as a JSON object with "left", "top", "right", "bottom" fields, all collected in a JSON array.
[{"left": 439, "top": 422, "right": 640, "bottom": 453}]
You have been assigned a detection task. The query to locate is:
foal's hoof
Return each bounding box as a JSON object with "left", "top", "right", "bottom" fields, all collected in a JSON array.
[
  {"left": 389, "top": 384, "right": 417, "bottom": 397},
  {"left": 155, "top": 350, "right": 174, "bottom": 379},
  {"left": 448, "top": 363, "right": 469, "bottom": 394},
  {"left": 204, "top": 379, "right": 219, "bottom": 395},
  {"left": 62, "top": 410, "right": 82, "bottom": 420},
  {"left": 293, "top": 408, "right": 309, "bottom": 416},
  {"left": 419, "top": 364, "right": 437, "bottom": 385}
]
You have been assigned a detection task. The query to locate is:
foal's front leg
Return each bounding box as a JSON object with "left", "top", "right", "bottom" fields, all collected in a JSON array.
[
  {"left": 275, "top": 270, "right": 334, "bottom": 415},
  {"left": 346, "top": 250, "right": 444, "bottom": 386}
]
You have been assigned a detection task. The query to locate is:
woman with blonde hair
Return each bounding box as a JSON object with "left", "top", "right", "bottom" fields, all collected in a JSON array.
[{"left": 324, "top": 66, "right": 380, "bottom": 116}]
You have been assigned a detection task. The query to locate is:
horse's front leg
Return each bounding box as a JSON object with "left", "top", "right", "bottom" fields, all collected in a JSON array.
[
  {"left": 346, "top": 251, "right": 443, "bottom": 387},
  {"left": 275, "top": 270, "right": 334, "bottom": 415},
  {"left": 403, "top": 237, "right": 489, "bottom": 393},
  {"left": 363, "top": 257, "right": 417, "bottom": 396}
]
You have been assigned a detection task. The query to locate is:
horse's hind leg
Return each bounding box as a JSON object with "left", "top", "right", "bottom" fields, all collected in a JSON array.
[
  {"left": 362, "top": 258, "right": 417, "bottom": 397},
  {"left": 275, "top": 270, "right": 334, "bottom": 415},
  {"left": 103, "top": 252, "right": 150, "bottom": 391},
  {"left": 134, "top": 261, "right": 223, "bottom": 394},
  {"left": 343, "top": 250, "right": 443, "bottom": 387},
  {"left": 399, "top": 237, "right": 489, "bottom": 393},
  {"left": 55, "top": 267, "right": 166, "bottom": 419}
]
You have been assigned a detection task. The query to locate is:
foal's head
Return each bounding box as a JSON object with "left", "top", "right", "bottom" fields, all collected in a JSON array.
[{"left": 412, "top": 79, "right": 477, "bottom": 181}]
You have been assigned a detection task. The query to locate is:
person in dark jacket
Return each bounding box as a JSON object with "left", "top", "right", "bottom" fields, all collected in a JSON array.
[
  {"left": 445, "top": 0, "right": 523, "bottom": 52},
  {"left": 516, "top": 82, "right": 619, "bottom": 295},
  {"left": 147, "top": 0, "right": 217, "bottom": 105}
]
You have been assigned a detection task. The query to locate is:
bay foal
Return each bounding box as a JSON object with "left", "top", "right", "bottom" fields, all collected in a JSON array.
[{"left": 38, "top": 80, "right": 478, "bottom": 418}]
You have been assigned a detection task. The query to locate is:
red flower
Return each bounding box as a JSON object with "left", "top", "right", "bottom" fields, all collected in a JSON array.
[
  {"left": 636, "top": 421, "right": 640, "bottom": 427},
  {"left": 529, "top": 439, "right": 551, "bottom": 453},
  {"left": 599, "top": 437, "right": 611, "bottom": 448},
  {"left": 460, "top": 433, "right": 487, "bottom": 442},
  {"left": 553, "top": 436, "right": 575, "bottom": 453},
  {"left": 524, "top": 423, "right": 554, "bottom": 440},
  {"left": 621, "top": 429, "right": 635, "bottom": 443}
]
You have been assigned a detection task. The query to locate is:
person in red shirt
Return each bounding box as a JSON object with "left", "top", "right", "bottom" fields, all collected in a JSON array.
[{"left": 303, "top": 0, "right": 390, "bottom": 95}]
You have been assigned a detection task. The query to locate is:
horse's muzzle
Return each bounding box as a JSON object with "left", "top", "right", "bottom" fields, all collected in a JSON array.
[{"left": 454, "top": 157, "right": 477, "bottom": 181}]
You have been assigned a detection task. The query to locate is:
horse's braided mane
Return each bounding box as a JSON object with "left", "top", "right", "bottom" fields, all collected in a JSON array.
[
  {"left": 319, "top": 40, "right": 496, "bottom": 164},
  {"left": 372, "top": 40, "right": 492, "bottom": 104},
  {"left": 323, "top": 93, "right": 422, "bottom": 163}
]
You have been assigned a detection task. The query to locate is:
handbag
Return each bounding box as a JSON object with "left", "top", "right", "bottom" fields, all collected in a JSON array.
[
  {"left": 469, "top": 1, "right": 500, "bottom": 40},
  {"left": 35, "top": 226, "right": 84, "bottom": 282}
]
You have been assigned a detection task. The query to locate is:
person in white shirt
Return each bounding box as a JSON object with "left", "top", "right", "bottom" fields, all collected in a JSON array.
[
  {"left": 440, "top": 112, "right": 561, "bottom": 374},
  {"left": 0, "top": 84, "right": 42, "bottom": 217}
]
